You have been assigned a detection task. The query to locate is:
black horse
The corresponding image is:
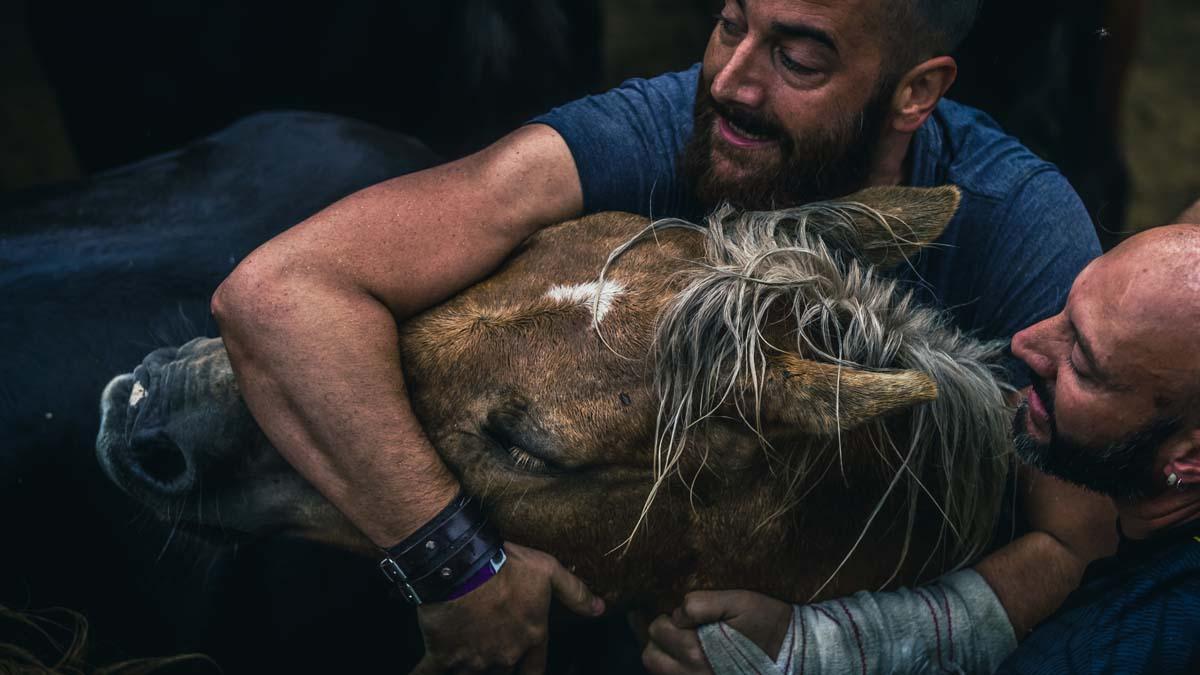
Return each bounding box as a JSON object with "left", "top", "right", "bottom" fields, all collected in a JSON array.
[{"left": 1, "top": 111, "right": 439, "bottom": 672}]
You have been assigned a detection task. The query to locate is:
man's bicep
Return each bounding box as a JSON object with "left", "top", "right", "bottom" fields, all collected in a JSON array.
[{"left": 275, "top": 123, "right": 583, "bottom": 319}]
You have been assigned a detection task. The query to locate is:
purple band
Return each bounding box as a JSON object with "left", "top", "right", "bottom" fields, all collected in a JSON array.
[{"left": 446, "top": 548, "right": 507, "bottom": 601}]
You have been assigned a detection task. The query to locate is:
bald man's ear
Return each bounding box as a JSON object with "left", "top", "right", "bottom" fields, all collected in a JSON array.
[
  {"left": 890, "top": 56, "right": 958, "bottom": 134},
  {"left": 1162, "top": 427, "right": 1200, "bottom": 490}
]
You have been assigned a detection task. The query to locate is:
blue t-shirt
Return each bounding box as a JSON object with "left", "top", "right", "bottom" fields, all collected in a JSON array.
[
  {"left": 533, "top": 64, "right": 1101, "bottom": 387},
  {"left": 997, "top": 521, "right": 1200, "bottom": 674}
]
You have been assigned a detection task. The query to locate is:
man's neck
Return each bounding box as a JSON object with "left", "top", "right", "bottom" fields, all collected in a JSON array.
[
  {"left": 1117, "top": 494, "right": 1200, "bottom": 539},
  {"left": 866, "top": 129, "right": 916, "bottom": 188}
]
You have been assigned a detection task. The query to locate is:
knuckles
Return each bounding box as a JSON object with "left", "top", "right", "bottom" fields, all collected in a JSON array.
[{"left": 648, "top": 615, "right": 674, "bottom": 642}]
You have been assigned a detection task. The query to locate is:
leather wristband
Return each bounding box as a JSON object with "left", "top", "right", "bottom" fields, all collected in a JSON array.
[{"left": 378, "top": 492, "right": 504, "bottom": 605}]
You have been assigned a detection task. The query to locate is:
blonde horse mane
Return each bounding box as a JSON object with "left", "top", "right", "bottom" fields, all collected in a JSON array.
[{"left": 598, "top": 198, "right": 1014, "bottom": 593}]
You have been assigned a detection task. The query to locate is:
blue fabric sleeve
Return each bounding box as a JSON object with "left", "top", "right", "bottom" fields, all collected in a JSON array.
[
  {"left": 952, "top": 170, "right": 1100, "bottom": 387},
  {"left": 997, "top": 551, "right": 1200, "bottom": 674},
  {"left": 531, "top": 65, "right": 700, "bottom": 219}
]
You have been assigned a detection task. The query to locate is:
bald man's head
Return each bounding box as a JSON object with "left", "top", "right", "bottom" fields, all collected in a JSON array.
[{"left": 1009, "top": 223, "right": 1200, "bottom": 499}]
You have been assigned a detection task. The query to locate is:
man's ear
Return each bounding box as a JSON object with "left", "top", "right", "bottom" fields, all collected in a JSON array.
[
  {"left": 890, "top": 56, "right": 958, "bottom": 134},
  {"left": 1162, "top": 428, "right": 1200, "bottom": 489}
]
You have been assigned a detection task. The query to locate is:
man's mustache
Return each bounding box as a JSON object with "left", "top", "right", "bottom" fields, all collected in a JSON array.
[{"left": 708, "top": 95, "right": 785, "bottom": 140}]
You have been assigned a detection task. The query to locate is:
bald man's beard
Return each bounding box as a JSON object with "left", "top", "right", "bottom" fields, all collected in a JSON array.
[
  {"left": 681, "top": 77, "right": 894, "bottom": 211},
  {"left": 1012, "top": 369, "right": 1180, "bottom": 500}
]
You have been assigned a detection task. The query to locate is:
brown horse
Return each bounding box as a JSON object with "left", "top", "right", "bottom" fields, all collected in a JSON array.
[{"left": 95, "top": 186, "right": 1012, "bottom": 612}]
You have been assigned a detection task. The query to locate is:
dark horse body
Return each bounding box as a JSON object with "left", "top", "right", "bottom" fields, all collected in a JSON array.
[{"left": 1, "top": 112, "right": 455, "bottom": 672}]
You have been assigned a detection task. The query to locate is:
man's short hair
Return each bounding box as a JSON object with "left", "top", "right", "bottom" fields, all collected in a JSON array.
[{"left": 881, "top": 0, "right": 981, "bottom": 71}]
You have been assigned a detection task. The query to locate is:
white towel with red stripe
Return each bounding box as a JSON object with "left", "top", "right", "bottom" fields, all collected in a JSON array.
[{"left": 697, "top": 569, "right": 1017, "bottom": 675}]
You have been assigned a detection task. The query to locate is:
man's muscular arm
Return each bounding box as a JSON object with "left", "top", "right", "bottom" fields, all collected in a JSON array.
[
  {"left": 211, "top": 124, "right": 600, "bottom": 672},
  {"left": 977, "top": 463, "right": 1117, "bottom": 639}
]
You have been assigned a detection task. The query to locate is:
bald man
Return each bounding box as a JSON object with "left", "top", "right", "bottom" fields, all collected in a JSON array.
[
  {"left": 644, "top": 222, "right": 1200, "bottom": 675},
  {"left": 996, "top": 222, "right": 1200, "bottom": 673}
]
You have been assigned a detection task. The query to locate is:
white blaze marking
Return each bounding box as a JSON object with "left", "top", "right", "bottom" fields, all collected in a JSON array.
[
  {"left": 544, "top": 280, "right": 626, "bottom": 322},
  {"left": 129, "top": 381, "right": 147, "bottom": 408}
]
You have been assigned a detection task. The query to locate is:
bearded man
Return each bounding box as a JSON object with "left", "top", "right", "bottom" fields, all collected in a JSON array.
[
  {"left": 212, "top": 1, "right": 1111, "bottom": 672},
  {"left": 646, "top": 223, "right": 1200, "bottom": 675}
]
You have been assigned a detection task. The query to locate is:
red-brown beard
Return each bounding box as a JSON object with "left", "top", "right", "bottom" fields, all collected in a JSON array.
[{"left": 681, "top": 76, "right": 894, "bottom": 211}]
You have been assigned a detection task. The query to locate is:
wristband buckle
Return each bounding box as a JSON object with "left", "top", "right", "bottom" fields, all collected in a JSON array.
[{"left": 379, "top": 557, "right": 422, "bottom": 605}]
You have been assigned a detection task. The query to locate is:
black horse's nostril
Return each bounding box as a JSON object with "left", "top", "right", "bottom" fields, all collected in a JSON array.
[{"left": 127, "top": 429, "right": 191, "bottom": 491}]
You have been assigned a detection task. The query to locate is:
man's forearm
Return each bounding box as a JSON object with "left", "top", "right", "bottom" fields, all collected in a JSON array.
[
  {"left": 974, "top": 531, "right": 1088, "bottom": 640},
  {"left": 985, "top": 465, "right": 1117, "bottom": 638},
  {"left": 214, "top": 275, "right": 459, "bottom": 546},
  {"left": 211, "top": 124, "right": 583, "bottom": 547}
]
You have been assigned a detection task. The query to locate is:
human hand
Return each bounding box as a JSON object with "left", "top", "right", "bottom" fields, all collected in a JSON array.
[
  {"left": 642, "top": 590, "right": 793, "bottom": 675},
  {"left": 411, "top": 542, "right": 604, "bottom": 674}
]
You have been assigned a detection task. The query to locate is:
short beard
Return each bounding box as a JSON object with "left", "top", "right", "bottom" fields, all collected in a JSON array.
[
  {"left": 1011, "top": 371, "right": 1179, "bottom": 500},
  {"left": 680, "top": 74, "right": 895, "bottom": 211}
]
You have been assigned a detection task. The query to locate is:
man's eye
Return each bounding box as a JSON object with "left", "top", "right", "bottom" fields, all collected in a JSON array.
[
  {"left": 1067, "top": 349, "right": 1090, "bottom": 381},
  {"left": 778, "top": 50, "right": 818, "bottom": 75},
  {"left": 714, "top": 14, "right": 744, "bottom": 37}
]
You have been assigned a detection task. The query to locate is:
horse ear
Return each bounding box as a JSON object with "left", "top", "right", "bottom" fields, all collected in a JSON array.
[
  {"left": 751, "top": 353, "right": 938, "bottom": 435},
  {"left": 830, "top": 185, "right": 961, "bottom": 268}
]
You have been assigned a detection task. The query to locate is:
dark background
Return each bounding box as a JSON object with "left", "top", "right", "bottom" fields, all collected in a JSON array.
[{"left": 3, "top": 0, "right": 1198, "bottom": 234}]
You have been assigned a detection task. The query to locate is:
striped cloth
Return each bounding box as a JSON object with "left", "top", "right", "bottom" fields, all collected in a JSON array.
[{"left": 698, "top": 569, "right": 1016, "bottom": 675}]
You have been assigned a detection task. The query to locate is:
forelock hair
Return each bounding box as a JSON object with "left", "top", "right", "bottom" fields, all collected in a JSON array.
[
  {"left": 881, "top": 0, "right": 981, "bottom": 71},
  {"left": 598, "top": 197, "right": 1014, "bottom": 587}
]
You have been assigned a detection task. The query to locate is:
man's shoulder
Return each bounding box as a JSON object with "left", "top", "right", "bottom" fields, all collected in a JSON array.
[
  {"left": 609, "top": 63, "right": 701, "bottom": 102},
  {"left": 922, "top": 98, "right": 1059, "bottom": 203},
  {"left": 530, "top": 64, "right": 701, "bottom": 217}
]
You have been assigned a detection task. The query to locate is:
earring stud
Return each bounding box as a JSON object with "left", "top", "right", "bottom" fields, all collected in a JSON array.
[{"left": 1167, "top": 472, "right": 1182, "bottom": 488}]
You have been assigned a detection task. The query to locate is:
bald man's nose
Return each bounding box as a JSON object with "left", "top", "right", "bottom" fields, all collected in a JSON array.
[{"left": 1012, "top": 321, "right": 1059, "bottom": 381}]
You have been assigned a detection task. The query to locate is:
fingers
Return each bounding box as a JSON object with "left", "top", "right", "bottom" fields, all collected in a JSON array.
[
  {"left": 516, "top": 640, "right": 548, "bottom": 675},
  {"left": 643, "top": 615, "right": 713, "bottom": 675},
  {"left": 546, "top": 557, "right": 605, "bottom": 617},
  {"left": 648, "top": 614, "right": 708, "bottom": 666},
  {"left": 642, "top": 641, "right": 687, "bottom": 675},
  {"left": 671, "top": 591, "right": 746, "bottom": 628}
]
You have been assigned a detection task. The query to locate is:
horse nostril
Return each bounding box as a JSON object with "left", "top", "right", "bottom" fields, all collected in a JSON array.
[{"left": 128, "top": 430, "right": 191, "bottom": 492}]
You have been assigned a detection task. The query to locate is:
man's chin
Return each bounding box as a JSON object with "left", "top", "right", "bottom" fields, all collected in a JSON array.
[{"left": 701, "top": 149, "right": 785, "bottom": 204}]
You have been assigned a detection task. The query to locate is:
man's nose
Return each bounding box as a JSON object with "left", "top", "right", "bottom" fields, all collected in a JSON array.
[
  {"left": 1011, "top": 320, "right": 1058, "bottom": 381},
  {"left": 711, "top": 40, "right": 767, "bottom": 109}
]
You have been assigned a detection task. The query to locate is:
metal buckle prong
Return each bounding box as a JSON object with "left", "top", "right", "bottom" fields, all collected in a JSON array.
[{"left": 379, "top": 557, "right": 422, "bottom": 605}]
